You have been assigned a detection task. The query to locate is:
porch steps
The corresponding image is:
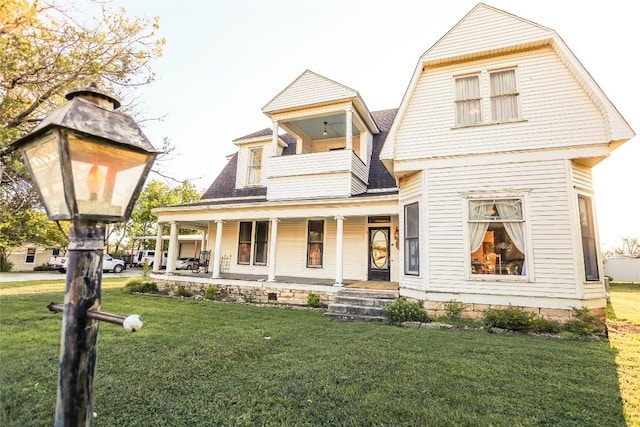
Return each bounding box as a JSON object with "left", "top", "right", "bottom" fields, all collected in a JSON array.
[{"left": 324, "top": 289, "right": 399, "bottom": 322}]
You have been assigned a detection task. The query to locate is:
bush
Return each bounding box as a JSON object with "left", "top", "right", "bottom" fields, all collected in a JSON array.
[
  {"left": 383, "top": 297, "right": 430, "bottom": 325},
  {"left": 123, "top": 278, "right": 158, "bottom": 294},
  {"left": 444, "top": 299, "right": 467, "bottom": 320},
  {"left": 562, "top": 307, "right": 599, "bottom": 336},
  {"left": 531, "top": 316, "right": 561, "bottom": 334},
  {"left": 33, "top": 264, "right": 54, "bottom": 271},
  {"left": 483, "top": 306, "right": 536, "bottom": 332},
  {"left": 204, "top": 286, "right": 220, "bottom": 300},
  {"left": 0, "top": 256, "right": 13, "bottom": 272},
  {"left": 307, "top": 292, "right": 322, "bottom": 308},
  {"left": 175, "top": 285, "right": 193, "bottom": 298}
]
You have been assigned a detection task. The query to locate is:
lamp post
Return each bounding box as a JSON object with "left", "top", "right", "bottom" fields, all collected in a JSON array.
[{"left": 9, "top": 83, "right": 159, "bottom": 426}]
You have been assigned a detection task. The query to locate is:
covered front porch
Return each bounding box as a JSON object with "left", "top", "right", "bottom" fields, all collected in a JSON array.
[{"left": 151, "top": 195, "right": 400, "bottom": 288}]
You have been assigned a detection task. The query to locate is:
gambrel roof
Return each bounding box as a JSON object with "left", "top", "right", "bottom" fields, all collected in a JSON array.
[{"left": 380, "top": 2, "right": 635, "bottom": 168}]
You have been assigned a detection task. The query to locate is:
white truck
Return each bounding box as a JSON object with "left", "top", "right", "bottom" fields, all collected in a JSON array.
[
  {"left": 48, "top": 254, "right": 127, "bottom": 273},
  {"left": 134, "top": 250, "right": 167, "bottom": 269}
]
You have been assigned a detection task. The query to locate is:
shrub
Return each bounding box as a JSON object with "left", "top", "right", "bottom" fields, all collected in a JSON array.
[
  {"left": 0, "top": 257, "right": 13, "bottom": 272},
  {"left": 175, "top": 285, "right": 193, "bottom": 298},
  {"left": 444, "top": 299, "right": 467, "bottom": 320},
  {"left": 383, "top": 297, "right": 430, "bottom": 325},
  {"left": 123, "top": 278, "right": 158, "bottom": 294},
  {"left": 307, "top": 292, "right": 322, "bottom": 308},
  {"left": 33, "top": 264, "right": 54, "bottom": 271},
  {"left": 531, "top": 316, "right": 561, "bottom": 334},
  {"left": 562, "top": 307, "right": 599, "bottom": 336},
  {"left": 204, "top": 286, "right": 220, "bottom": 300},
  {"left": 483, "top": 306, "right": 535, "bottom": 332}
]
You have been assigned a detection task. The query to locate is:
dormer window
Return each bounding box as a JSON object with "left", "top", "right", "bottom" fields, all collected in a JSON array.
[{"left": 247, "top": 147, "right": 262, "bottom": 185}]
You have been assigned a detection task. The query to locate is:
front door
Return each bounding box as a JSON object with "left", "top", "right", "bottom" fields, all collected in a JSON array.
[{"left": 368, "top": 227, "right": 390, "bottom": 281}]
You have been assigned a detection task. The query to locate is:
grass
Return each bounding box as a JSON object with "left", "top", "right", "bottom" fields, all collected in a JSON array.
[{"left": 0, "top": 280, "right": 637, "bottom": 426}]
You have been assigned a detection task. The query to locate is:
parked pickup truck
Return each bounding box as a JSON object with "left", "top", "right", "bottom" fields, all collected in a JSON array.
[{"left": 48, "top": 254, "right": 127, "bottom": 273}]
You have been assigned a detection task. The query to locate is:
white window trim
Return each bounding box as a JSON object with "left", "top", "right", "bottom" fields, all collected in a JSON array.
[
  {"left": 575, "top": 190, "right": 602, "bottom": 283},
  {"left": 452, "top": 67, "right": 523, "bottom": 129},
  {"left": 461, "top": 191, "right": 534, "bottom": 282},
  {"left": 247, "top": 147, "right": 263, "bottom": 187},
  {"left": 24, "top": 247, "right": 37, "bottom": 264},
  {"left": 306, "top": 219, "right": 325, "bottom": 269}
]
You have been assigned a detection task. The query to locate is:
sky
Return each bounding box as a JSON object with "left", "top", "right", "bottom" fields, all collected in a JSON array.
[{"left": 108, "top": 0, "right": 638, "bottom": 250}]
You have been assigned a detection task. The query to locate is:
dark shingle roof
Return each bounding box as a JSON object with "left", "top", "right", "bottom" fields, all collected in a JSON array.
[{"left": 200, "top": 109, "right": 398, "bottom": 202}]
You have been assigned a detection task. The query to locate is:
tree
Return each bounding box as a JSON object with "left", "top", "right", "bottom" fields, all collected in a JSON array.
[
  {"left": 0, "top": 0, "right": 165, "bottom": 269},
  {"left": 119, "top": 179, "right": 201, "bottom": 253},
  {"left": 607, "top": 236, "right": 640, "bottom": 258}
]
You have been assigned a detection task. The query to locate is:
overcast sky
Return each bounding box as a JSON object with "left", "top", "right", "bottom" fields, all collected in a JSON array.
[{"left": 109, "top": 0, "right": 638, "bottom": 250}]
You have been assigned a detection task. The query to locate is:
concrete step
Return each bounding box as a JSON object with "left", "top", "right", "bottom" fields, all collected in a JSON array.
[
  {"left": 336, "top": 289, "right": 398, "bottom": 300},
  {"left": 323, "top": 312, "right": 387, "bottom": 322},
  {"left": 324, "top": 288, "right": 399, "bottom": 322},
  {"left": 327, "top": 303, "right": 385, "bottom": 317}
]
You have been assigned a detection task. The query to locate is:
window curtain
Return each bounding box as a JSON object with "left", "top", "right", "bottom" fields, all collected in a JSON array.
[
  {"left": 469, "top": 222, "right": 490, "bottom": 254},
  {"left": 491, "top": 70, "right": 518, "bottom": 121},
  {"left": 495, "top": 201, "right": 526, "bottom": 274},
  {"left": 455, "top": 76, "right": 481, "bottom": 124}
]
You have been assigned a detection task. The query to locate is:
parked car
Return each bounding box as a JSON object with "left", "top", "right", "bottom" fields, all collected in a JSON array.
[
  {"left": 175, "top": 257, "right": 197, "bottom": 270},
  {"left": 49, "top": 254, "right": 126, "bottom": 273}
]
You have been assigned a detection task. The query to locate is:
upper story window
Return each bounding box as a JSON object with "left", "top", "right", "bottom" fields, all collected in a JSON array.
[
  {"left": 490, "top": 69, "right": 519, "bottom": 121},
  {"left": 454, "top": 68, "right": 520, "bottom": 126},
  {"left": 247, "top": 147, "right": 262, "bottom": 186},
  {"left": 455, "top": 75, "right": 481, "bottom": 125}
]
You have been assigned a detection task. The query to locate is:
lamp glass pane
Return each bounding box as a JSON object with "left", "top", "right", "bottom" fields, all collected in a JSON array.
[
  {"left": 22, "top": 132, "right": 70, "bottom": 218},
  {"left": 68, "top": 135, "right": 149, "bottom": 218}
]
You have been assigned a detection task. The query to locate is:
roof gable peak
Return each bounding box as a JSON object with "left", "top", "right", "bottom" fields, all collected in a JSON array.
[{"left": 262, "top": 70, "right": 359, "bottom": 114}]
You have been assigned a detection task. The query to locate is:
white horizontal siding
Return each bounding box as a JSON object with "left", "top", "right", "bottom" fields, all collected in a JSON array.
[
  {"left": 398, "top": 172, "right": 425, "bottom": 292},
  {"left": 571, "top": 162, "right": 593, "bottom": 191},
  {"left": 423, "top": 5, "right": 554, "bottom": 63},
  {"left": 211, "top": 218, "right": 368, "bottom": 281},
  {"left": 424, "top": 159, "right": 581, "bottom": 299},
  {"left": 263, "top": 71, "right": 356, "bottom": 113},
  {"left": 269, "top": 150, "right": 352, "bottom": 178},
  {"left": 268, "top": 174, "right": 351, "bottom": 201},
  {"left": 396, "top": 48, "right": 607, "bottom": 161}
]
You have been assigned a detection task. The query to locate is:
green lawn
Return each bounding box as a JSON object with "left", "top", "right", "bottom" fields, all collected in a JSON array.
[{"left": 1, "top": 280, "right": 637, "bottom": 426}]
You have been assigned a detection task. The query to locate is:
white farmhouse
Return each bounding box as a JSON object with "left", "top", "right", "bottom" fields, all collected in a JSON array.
[{"left": 152, "top": 3, "right": 634, "bottom": 321}]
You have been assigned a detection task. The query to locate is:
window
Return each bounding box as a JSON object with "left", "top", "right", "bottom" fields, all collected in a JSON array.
[
  {"left": 238, "top": 221, "right": 270, "bottom": 265},
  {"left": 455, "top": 75, "right": 481, "bottom": 125},
  {"left": 404, "top": 202, "right": 419, "bottom": 275},
  {"left": 578, "top": 196, "right": 599, "bottom": 281},
  {"left": 468, "top": 199, "right": 526, "bottom": 276},
  {"left": 52, "top": 248, "right": 60, "bottom": 256},
  {"left": 307, "top": 220, "right": 324, "bottom": 268},
  {"left": 25, "top": 247, "right": 36, "bottom": 264},
  {"left": 490, "top": 69, "right": 519, "bottom": 121},
  {"left": 247, "top": 147, "right": 262, "bottom": 185},
  {"left": 254, "top": 221, "right": 269, "bottom": 265},
  {"left": 238, "top": 222, "right": 252, "bottom": 264}
]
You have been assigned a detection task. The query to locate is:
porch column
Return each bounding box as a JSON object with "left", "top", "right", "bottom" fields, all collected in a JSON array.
[
  {"left": 334, "top": 215, "right": 345, "bottom": 287},
  {"left": 345, "top": 107, "right": 353, "bottom": 150},
  {"left": 271, "top": 120, "right": 279, "bottom": 156},
  {"left": 165, "top": 222, "right": 178, "bottom": 274},
  {"left": 153, "top": 224, "right": 164, "bottom": 272},
  {"left": 267, "top": 218, "right": 279, "bottom": 282},
  {"left": 211, "top": 220, "right": 224, "bottom": 279}
]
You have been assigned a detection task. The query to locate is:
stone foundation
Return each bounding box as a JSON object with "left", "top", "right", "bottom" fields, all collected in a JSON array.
[
  {"left": 153, "top": 277, "right": 335, "bottom": 307},
  {"left": 422, "top": 300, "right": 606, "bottom": 323}
]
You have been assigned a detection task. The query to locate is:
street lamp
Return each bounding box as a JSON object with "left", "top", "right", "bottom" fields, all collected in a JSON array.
[{"left": 9, "top": 82, "right": 159, "bottom": 426}]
